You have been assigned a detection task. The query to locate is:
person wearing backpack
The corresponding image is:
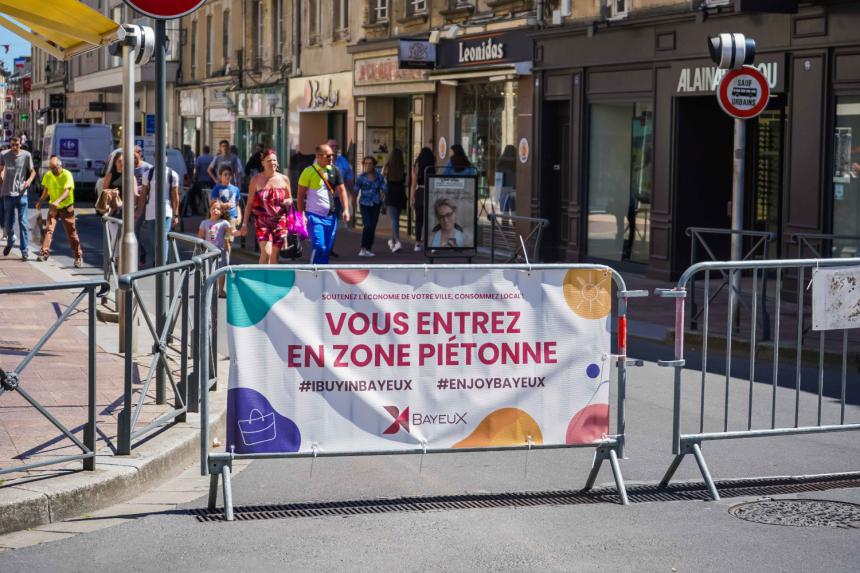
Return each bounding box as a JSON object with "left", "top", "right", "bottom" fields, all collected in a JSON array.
[{"left": 296, "top": 143, "right": 350, "bottom": 264}]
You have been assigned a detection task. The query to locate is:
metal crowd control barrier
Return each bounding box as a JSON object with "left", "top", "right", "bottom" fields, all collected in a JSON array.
[
  {"left": 656, "top": 257, "right": 860, "bottom": 501},
  {"left": 487, "top": 213, "right": 550, "bottom": 264},
  {"left": 0, "top": 279, "right": 107, "bottom": 475},
  {"left": 687, "top": 227, "right": 774, "bottom": 340},
  {"left": 791, "top": 233, "right": 860, "bottom": 343},
  {"left": 101, "top": 215, "right": 122, "bottom": 304},
  {"left": 199, "top": 263, "right": 647, "bottom": 520},
  {"left": 116, "top": 232, "right": 220, "bottom": 454},
  {"left": 791, "top": 232, "right": 860, "bottom": 260}
]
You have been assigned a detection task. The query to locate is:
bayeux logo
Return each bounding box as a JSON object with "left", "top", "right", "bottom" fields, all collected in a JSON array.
[
  {"left": 383, "top": 405, "right": 468, "bottom": 434},
  {"left": 383, "top": 405, "right": 410, "bottom": 434}
]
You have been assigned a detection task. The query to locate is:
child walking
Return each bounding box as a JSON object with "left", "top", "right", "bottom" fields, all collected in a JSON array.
[{"left": 199, "top": 201, "right": 232, "bottom": 297}]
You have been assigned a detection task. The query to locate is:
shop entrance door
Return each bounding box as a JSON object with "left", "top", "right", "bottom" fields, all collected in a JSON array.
[
  {"left": 540, "top": 100, "right": 570, "bottom": 262},
  {"left": 674, "top": 96, "right": 785, "bottom": 275},
  {"left": 674, "top": 96, "right": 734, "bottom": 272}
]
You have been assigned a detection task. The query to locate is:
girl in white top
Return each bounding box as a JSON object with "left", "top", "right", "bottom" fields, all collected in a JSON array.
[{"left": 199, "top": 201, "right": 233, "bottom": 297}]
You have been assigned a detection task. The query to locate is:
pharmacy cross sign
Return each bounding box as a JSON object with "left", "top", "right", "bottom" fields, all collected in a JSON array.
[
  {"left": 122, "top": 0, "right": 206, "bottom": 19},
  {"left": 716, "top": 65, "right": 770, "bottom": 120}
]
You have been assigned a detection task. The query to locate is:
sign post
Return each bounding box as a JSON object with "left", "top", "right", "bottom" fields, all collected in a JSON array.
[
  {"left": 122, "top": 1, "right": 206, "bottom": 406},
  {"left": 707, "top": 33, "right": 768, "bottom": 325},
  {"left": 715, "top": 65, "right": 770, "bottom": 270}
]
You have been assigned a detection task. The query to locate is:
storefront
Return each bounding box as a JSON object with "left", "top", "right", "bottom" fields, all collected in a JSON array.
[
  {"left": 534, "top": 5, "right": 860, "bottom": 276},
  {"left": 288, "top": 72, "right": 353, "bottom": 159},
  {"left": 233, "top": 85, "right": 286, "bottom": 162},
  {"left": 351, "top": 53, "right": 434, "bottom": 171},
  {"left": 432, "top": 30, "right": 534, "bottom": 249}
]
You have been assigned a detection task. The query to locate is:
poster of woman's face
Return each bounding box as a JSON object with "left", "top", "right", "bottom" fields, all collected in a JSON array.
[{"left": 426, "top": 175, "right": 476, "bottom": 250}]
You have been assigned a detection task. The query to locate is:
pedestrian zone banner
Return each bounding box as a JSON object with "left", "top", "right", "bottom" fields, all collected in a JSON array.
[{"left": 225, "top": 267, "right": 614, "bottom": 455}]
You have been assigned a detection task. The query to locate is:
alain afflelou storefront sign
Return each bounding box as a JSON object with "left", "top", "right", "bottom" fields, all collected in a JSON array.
[{"left": 437, "top": 30, "right": 533, "bottom": 69}]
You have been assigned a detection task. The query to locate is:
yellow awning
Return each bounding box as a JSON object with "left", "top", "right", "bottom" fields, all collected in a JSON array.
[{"left": 0, "top": 0, "right": 120, "bottom": 60}]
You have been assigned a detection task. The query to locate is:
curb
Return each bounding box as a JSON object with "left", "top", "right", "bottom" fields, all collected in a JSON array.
[{"left": 0, "top": 370, "right": 227, "bottom": 536}]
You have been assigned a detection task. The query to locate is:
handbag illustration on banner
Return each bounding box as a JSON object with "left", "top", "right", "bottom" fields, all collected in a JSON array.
[{"left": 237, "top": 409, "right": 277, "bottom": 446}]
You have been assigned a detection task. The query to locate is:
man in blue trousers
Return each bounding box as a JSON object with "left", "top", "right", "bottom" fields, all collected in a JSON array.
[{"left": 296, "top": 143, "right": 350, "bottom": 264}]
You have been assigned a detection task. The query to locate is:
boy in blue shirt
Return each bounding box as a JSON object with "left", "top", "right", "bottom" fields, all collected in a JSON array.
[{"left": 210, "top": 166, "right": 242, "bottom": 225}]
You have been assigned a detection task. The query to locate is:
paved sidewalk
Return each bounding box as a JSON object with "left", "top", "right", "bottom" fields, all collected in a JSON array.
[
  {"left": 0, "top": 245, "right": 175, "bottom": 479},
  {"left": 0, "top": 233, "right": 228, "bottom": 534}
]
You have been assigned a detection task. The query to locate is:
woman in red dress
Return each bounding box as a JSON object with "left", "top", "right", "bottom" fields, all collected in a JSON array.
[{"left": 237, "top": 149, "right": 292, "bottom": 264}]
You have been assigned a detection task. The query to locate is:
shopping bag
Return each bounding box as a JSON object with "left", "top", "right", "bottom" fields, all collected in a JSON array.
[
  {"left": 286, "top": 207, "right": 309, "bottom": 240},
  {"left": 237, "top": 409, "right": 277, "bottom": 446},
  {"left": 279, "top": 232, "right": 303, "bottom": 260}
]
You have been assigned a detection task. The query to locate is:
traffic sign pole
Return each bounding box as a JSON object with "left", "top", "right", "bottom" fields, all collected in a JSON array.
[
  {"left": 155, "top": 19, "right": 167, "bottom": 405},
  {"left": 716, "top": 65, "right": 769, "bottom": 325},
  {"left": 731, "top": 118, "right": 746, "bottom": 271}
]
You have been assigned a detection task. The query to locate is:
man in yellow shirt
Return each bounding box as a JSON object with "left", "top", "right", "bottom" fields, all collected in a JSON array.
[{"left": 36, "top": 155, "right": 83, "bottom": 267}]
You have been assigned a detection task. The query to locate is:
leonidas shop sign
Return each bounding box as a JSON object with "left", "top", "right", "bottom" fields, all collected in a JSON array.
[
  {"left": 676, "top": 56, "right": 784, "bottom": 94},
  {"left": 438, "top": 31, "right": 532, "bottom": 68}
]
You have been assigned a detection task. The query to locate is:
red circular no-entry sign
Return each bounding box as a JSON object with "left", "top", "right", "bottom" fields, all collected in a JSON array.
[
  {"left": 717, "top": 65, "right": 770, "bottom": 120},
  {"left": 122, "top": 0, "right": 206, "bottom": 20}
]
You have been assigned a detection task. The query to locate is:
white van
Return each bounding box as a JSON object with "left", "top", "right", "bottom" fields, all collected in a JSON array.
[{"left": 41, "top": 123, "right": 113, "bottom": 198}]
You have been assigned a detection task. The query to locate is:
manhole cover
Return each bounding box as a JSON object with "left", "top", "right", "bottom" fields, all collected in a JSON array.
[{"left": 729, "top": 499, "right": 860, "bottom": 528}]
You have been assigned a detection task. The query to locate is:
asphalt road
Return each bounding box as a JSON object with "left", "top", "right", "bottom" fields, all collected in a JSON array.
[
  {"left": 3, "top": 210, "right": 859, "bottom": 571},
  {"left": 1, "top": 357, "right": 859, "bottom": 572}
]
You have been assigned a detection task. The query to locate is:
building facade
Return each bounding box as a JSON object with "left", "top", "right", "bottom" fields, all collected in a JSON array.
[
  {"left": 532, "top": 0, "right": 859, "bottom": 278},
  {"left": 349, "top": 0, "right": 537, "bottom": 247}
]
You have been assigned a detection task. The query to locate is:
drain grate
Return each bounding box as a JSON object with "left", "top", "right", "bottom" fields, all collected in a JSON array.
[
  {"left": 192, "top": 474, "right": 860, "bottom": 522},
  {"left": 730, "top": 499, "right": 860, "bottom": 528}
]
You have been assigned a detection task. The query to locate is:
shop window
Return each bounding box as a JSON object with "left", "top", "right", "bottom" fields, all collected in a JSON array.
[
  {"left": 408, "top": 0, "right": 428, "bottom": 16},
  {"left": 832, "top": 95, "right": 860, "bottom": 256},
  {"left": 371, "top": 0, "right": 389, "bottom": 23},
  {"left": 586, "top": 102, "right": 653, "bottom": 264},
  {"left": 455, "top": 80, "right": 519, "bottom": 249}
]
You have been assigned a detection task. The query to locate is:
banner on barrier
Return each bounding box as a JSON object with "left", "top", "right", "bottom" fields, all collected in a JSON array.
[
  {"left": 812, "top": 266, "right": 860, "bottom": 331},
  {"left": 225, "top": 267, "right": 613, "bottom": 455}
]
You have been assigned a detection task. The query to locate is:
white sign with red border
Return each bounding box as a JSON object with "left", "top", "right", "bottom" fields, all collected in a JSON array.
[
  {"left": 716, "top": 65, "right": 770, "bottom": 120},
  {"left": 122, "top": 0, "right": 206, "bottom": 20}
]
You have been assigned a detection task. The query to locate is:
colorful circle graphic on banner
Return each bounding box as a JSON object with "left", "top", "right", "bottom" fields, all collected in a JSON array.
[
  {"left": 336, "top": 269, "right": 370, "bottom": 285},
  {"left": 227, "top": 270, "right": 295, "bottom": 327},
  {"left": 566, "top": 404, "right": 609, "bottom": 445},
  {"left": 453, "top": 408, "right": 543, "bottom": 448},
  {"left": 562, "top": 269, "right": 612, "bottom": 319}
]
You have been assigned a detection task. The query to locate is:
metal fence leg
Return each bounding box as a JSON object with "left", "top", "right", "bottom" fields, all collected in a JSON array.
[
  {"left": 188, "top": 268, "right": 202, "bottom": 413},
  {"left": 607, "top": 448, "right": 629, "bottom": 506},
  {"left": 177, "top": 273, "right": 189, "bottom": 423},
  {"left": 207, "top": 471, "right": 219, "bottom": 512},
  {"left": 117, "top": 289, "right": 135, "bottom": 455},
  {"left": 221, "top": 463, "right": 234, "bottom": 521},
  {"left": 692, "top": 443, "right": 720, "bottom": 501},
  {"left": 659, "top": 454, "right": 686, "bottom": 488},
  {"left": 582, "top": 449, "right": 605, "bottom": 492}
]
